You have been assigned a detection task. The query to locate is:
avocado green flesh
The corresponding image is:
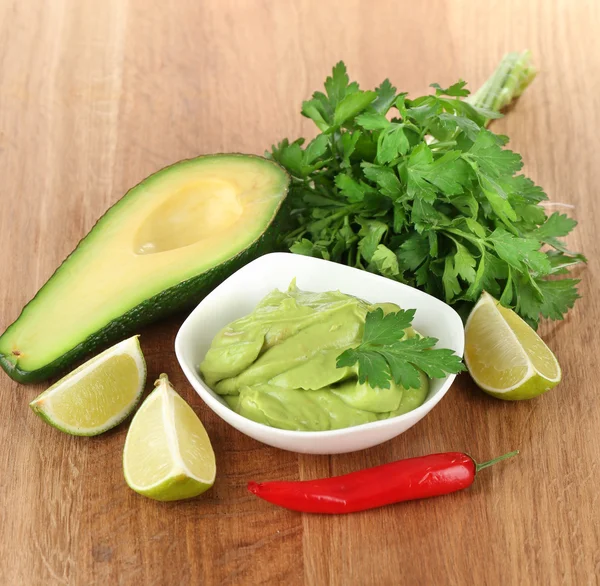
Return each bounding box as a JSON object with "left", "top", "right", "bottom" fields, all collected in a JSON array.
[
  {"left": 200, "top": 283, "right": 430, "bottom": 432},
  {"left": 0, "top": 155, "right": 289, "bottom": 383}
]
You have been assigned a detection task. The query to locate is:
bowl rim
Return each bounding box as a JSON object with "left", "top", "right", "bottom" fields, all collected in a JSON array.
[{"left": 175, "top": 252, "right": 465, "bottom": 439}]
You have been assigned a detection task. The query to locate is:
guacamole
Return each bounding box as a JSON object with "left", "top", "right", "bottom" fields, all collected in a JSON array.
[{"left": 199, "top": 282, "right": 429, "bottom": 431}]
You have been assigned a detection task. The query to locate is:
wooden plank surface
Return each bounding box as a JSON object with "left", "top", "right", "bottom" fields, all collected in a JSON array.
[{"left": 1, "top": 0, "right": 599, "bottom": 584}]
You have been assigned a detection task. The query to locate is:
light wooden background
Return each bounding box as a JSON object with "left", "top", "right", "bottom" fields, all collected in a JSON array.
[{"left": 1, "top": 0, "right": 599, "bottom": 584}]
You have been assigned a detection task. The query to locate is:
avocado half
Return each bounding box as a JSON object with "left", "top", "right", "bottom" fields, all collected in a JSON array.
[{"left": 0, "top": 154, "right": 289, "bottom": 383}]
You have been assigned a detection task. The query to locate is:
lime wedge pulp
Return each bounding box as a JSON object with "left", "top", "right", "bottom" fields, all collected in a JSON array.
[
  {"left": 29, "top": 336, "right": 147, "bottom": 435},
  {"left": 464, "top": 292, "right": 561, "bottom": 400},
  {"left": 123, "top": 373, "right": 216, "bottom": 501}
]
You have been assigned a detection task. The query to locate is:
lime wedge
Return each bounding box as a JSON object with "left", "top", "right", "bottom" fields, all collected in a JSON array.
[
  {"left": 29, "top": 336, "right": 146, "bottom": 435},
  {"left": 123, "top": 373, "right": 216, "bottom": 501},
  {"left": 465, "top": 292, "right": 561, "bottom": 400}
]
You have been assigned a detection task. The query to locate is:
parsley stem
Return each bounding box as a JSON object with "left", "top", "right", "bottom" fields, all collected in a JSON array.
[
  {"left": 466, "top": 51, "right": 536, "bottom": 125},
  {"left": 309, "top": 207, "right": 358, "bottom": 231},
  {"left": 285, "top": 226, "right": 306, "bottom": 240},
  {"left": 441, "top": 228, "right": 485, "bottom": 249},
  {"left": 430, "top": 141, "right": 457, "bottom": 150}
]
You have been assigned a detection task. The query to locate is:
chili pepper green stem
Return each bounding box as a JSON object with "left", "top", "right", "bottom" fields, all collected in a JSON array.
[{"left": 475, "top": 450, "right": 519, "bottom": 473}]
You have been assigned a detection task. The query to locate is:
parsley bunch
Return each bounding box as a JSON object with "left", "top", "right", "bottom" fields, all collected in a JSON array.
[{"left": 270, "top": 58, "right": 585, "bottom": 327}]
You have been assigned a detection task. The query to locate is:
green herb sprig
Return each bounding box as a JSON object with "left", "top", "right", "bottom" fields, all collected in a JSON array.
[{"left": 336, "top": 308, "right": 465, "bottom": 389}]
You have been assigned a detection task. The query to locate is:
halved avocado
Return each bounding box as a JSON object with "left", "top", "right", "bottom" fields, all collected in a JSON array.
[{"left": 0, "top": 154, "right": 289, "bottom": 383}]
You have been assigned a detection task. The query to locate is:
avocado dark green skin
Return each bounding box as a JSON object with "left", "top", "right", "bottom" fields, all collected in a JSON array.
[{"left": 0, "top": 157, "right": 290, "bottom": 384}]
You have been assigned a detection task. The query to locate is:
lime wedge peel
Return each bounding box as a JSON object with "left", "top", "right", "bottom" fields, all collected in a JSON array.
[
  {"left": 464, "top": 292, "right": 561, "bottom": 400},
  {"left": 123, "top": 373, "right": 216, "bottom": 502},
  {"left": 29, "top": 336, "right": 146, "bottom": 436}
]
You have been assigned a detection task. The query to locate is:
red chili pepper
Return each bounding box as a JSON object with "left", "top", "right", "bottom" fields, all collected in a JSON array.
[{"left": 247, "top": 450, "right": 518, "bottom": 514}]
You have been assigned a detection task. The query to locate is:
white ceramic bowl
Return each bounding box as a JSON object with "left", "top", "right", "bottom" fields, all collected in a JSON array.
[{"left": 175, "top": 253, "right": 464, "bottom": 454}]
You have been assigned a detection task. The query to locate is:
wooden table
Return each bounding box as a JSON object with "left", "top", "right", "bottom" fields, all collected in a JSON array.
[{"left": 1, "top": 1, "right": 599, "bottom": 584}]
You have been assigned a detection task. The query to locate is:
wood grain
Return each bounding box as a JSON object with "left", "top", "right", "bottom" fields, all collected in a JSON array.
[{"left": 1, "top": 0, "right": 599, "bottom": 584}]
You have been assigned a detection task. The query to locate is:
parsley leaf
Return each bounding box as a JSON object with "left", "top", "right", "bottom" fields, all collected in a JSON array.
[
  {"left": 407, "top": 146, "right": 470, "bottom": 198},
  {"left": 377, "top": 124, "right": 409, "bottom": 164},
  {"left": 488, "top": 228, "right": 551, "bottom": 275},
  {"left": 357, "top": 219, "right": 388, "bottom": 262},
  {"left": 356, "top": 111, "right": 390, "bottom": 130},
  {"left": 337, "top": 348, "right": 392, "bottom": 390},
  {"left": 431, "top": 80, "right": 470, "bottom": 97},
  {"left": 371, "top": 244, "right": 400, "bottom": 277},
  {"left": 373, "top": 79, "right": 398, "bottom": 113},
  {"left": 438, "top": 113, "right": 481, "bottom": 141},
  {"left": 303, "top": 134, "right": 329, "bottom": 164},
  {"left": 536, "top": 278, "right": 580, "bottom": 320},
  {"left": 453, "top": 241, "right": 477, "bottom": 283},
  {"left": 335, "top": 174, "right": 365, "bottom": 203},
  {"left": 334, "top": 91, "right": 377, "bottom": 126},
  {"left": 325, "top": 62, "right": 352, "bottom": 105},
  {"left": 467, "top": 130, "right": 523, "bottom": 178},
  {"left": 381, "top": 338, "right": 466, "bottom": 389},
  {"left": 534, "top": 212, "right": 580, "bottom": 253},
  {"left": 301, "top": 100, "right": 330, "bottom": 131},
  {"left": 363, "top": 307, "right": 416, "bottom": 345},
  {"left": 336, "top": 308, "right": 465, "bottom": 389},
  {"left": 398, "top": 233, "right": 429, "bottom": 271},
  {"left": 361, "top": 163, "right": 403, "bottom": 198}
]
